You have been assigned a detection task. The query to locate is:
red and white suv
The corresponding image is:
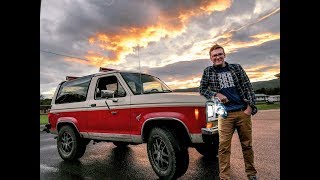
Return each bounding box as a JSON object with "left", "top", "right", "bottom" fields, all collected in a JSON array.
[{"left": 45, "top": 67, "right": 219, "bottom": 179}]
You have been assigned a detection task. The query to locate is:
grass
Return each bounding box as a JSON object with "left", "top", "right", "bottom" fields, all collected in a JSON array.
[
  {"left": 256, "top": 102, "right": 280, "bottom": 110},
  {"left": 40, "top": 115, "right": 48, "bottom": 125}
]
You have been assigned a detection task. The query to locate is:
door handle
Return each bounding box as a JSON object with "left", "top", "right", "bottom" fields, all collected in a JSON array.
[
  {"left": 90, "top": 103, "right": 96, "bottom": 107},
  {"left": 111, "top": 111, "right": 118, "bottom": 115},
  {"left": 112, "top": 98, "right": 118, "bottom": 102}
]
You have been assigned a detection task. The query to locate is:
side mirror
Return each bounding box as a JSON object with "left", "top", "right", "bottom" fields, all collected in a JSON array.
[{"left": 101, "top": 90, "right": 115, "bottom": 98}]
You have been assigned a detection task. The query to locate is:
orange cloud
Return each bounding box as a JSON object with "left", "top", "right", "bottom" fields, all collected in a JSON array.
[
  {"left": 64, "top": 51, "right": 120, "bottom": 67},
  {"left": 166, "top": 77, "right": 202, "bottom": 90},
  {"left": 244, "top": 64, "right": 280, "bottom": 82},
  {"left": 80, "top": 0, "right": 232, "bottom": 67}
]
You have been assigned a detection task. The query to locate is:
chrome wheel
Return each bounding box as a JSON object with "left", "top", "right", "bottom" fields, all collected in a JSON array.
[
  {"left": 57, "top": 125, "right": 87, "bottom": 161},
  {"left": 151, "top": 137, "right": 170, "bottom": 171},
  {"left": 60, "top": 132, "right": 74, "bottom": 154}
]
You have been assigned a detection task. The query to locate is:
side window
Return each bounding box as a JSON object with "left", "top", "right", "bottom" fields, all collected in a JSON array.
[
  {"left": 143, "top": 81, "right": 163, "bottom": 92},
  {"left": 127, "top": 81, "right": 137, "bottom": 94},
  {"left": 55, "top": 76, "right": 92, "bottom": 104},
  {"left": 95, "top": 75, "right": 126, "bottom": 99}
]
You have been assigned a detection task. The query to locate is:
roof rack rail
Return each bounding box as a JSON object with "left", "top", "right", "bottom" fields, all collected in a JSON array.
[
  {"left": 66, "top": 76, "right": 79, "bottom": 81},
  {"left": 99, "top": 67, "right": 118, "bottom": 72}
]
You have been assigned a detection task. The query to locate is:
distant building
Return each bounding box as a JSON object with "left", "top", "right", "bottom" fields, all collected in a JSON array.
[
  {"left": 255, "top": 94, "right": 269, "bottom": 101},
  {"left": 267, "top": 95, "right": 280, "bottom": 102},
  {"left": 40, "top": 105, "right": 51, "bottom": 114}
]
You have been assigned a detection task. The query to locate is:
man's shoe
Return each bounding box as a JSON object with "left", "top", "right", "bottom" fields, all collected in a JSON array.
[{"left": 248, "top": 176, "right": 258, "bottom": 180}]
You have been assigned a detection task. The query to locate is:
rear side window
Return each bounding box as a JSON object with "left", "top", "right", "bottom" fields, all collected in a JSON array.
[{"left": 55, "top": 76, "right": 92, "bottom": 104}]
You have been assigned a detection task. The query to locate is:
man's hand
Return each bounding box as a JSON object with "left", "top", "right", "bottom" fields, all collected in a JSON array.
[
  {"left": 244, "top": 104, "right": 252, "bottom": 116},
  {"left": 214, "top": 93, "right": 229, "bottom": 104}
]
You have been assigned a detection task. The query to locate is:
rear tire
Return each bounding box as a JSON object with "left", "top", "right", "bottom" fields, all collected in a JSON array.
[
  {"left": 57, "top": 125, "right": 87, "bottom": 161},
  {"left": 147, "top": 127, "right": 189, "bottom": 180}
]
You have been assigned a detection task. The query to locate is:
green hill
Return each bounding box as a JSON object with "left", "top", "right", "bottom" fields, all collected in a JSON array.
[{"left": 251, "top": 78, "right": 280, "bottom": 90}]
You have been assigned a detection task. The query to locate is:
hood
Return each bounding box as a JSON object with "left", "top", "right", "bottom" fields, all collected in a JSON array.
[{"left": 131, "top": 92, "right": 208, "bottom": 106}]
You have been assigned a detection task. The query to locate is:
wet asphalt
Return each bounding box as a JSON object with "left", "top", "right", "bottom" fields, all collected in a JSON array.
[{"left": 40, "top": 110, "right": 280, "bottom": 180}]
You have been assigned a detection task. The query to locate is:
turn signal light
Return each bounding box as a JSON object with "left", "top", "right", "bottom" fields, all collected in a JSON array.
[
  {"left": 206, "top": 122, "right": 213, "bottom": 128},
  {"left": 194, "top": 108, "right": 199, "bottom": 120}
]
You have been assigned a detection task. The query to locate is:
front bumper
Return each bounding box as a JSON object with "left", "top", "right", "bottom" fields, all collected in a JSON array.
[
  {"left": 201, "top": 127, "right": 219, "bottom": 135},
  {"left": 201, "top": 127, "right": 219, "bottom": 144}
]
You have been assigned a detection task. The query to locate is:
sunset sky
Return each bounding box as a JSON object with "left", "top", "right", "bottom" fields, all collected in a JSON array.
[{"left": 40, "top": 0, "right": 280, "bottom": 98}]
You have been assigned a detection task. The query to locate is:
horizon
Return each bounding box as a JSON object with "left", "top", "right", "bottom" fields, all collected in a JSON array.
[{"left": 41, "top": 0, "right": 280, "bottom": 98}]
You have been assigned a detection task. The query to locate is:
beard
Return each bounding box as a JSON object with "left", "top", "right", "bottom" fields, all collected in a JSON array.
[{"left": 214, "top": 64, "right": 224, "bottom": 68}]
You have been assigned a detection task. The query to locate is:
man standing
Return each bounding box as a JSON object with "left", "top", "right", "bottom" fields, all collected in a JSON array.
[{"left": 199, "top": 44, "right": 258, "bottom": 180}]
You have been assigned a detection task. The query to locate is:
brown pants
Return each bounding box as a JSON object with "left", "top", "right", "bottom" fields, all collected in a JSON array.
[{"left": 218, "top": 111, "right": 257, "bottom": 180}]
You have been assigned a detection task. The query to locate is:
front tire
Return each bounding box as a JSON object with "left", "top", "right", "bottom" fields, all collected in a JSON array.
[
  {"left": 57, "top": 125, "right": 87, "bottom": 161},
  {"left": 147, "top": 127, "right": 189, "bottom": 180}
]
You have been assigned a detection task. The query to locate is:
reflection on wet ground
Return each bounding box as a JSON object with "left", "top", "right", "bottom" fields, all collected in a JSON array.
[{"left": 41, "top": 137, "right": 220, "bottom": 180}]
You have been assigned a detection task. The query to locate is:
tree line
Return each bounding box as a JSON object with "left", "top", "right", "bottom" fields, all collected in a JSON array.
[
  {"left": 40, "top": 94, "right": 52, "bottom": 105},
  {"left": 254, "top": 87, "right": 280, "bottom": 95}
]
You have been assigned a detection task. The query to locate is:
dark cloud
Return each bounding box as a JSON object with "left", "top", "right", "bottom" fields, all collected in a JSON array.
[
  {"left": 194, "top": 0, "right": 255, "bottom": 31},
  {"left": 193, "top": 1, "right": 279, "bottom": 44},
  {"left": 42, "top": 0, "right": 213, "bottom": 41},
  {"left": 229, "top": 10, "right": 280, "bottom": 42},
  {"left": 145, "top": 58, "right": 210, "bottom": 80},
  {"left": 226, "top": 39, "right": 280, "bottom": 67},
  {"left": 40, "top": 52, "right": 97, "bottom": 91}
]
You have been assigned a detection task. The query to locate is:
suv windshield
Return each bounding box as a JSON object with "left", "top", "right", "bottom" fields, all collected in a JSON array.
[{"left": 120, "top": 72, "right": 172, "bottom": 95}]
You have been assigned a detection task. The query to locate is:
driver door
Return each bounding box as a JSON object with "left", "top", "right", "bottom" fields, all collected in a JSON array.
[{"left": 86, "top": 74, "right": 131, "bottom": 140}]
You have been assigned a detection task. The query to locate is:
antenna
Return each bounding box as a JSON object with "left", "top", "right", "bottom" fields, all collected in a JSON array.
[
  {"left": 137, "top": 44, "right": 143, "bottom": 94},
  {"left": 133, "top": 43, "right": 143, "bottom": 94}
]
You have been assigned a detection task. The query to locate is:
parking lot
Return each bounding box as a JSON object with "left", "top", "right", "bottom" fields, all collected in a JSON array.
[{"left": 40, "top": 109, "right": 280, "bottom": 180}]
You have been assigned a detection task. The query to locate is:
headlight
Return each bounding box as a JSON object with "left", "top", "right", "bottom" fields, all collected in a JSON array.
[
  {"left": 207, "top": 104, "right": 214, "bottom": 118},
  {"left": 206, "top": 101, "right": 216, "bottom": 122}
]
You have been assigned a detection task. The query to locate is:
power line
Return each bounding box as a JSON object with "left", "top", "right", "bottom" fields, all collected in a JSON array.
[{"left": 40, "top": 49, "right": 89, "bottom": 61}]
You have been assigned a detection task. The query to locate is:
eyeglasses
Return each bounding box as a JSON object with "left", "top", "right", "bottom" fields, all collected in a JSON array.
[{"left": 212, "top": 53, "right": 224, "bottom": 57}]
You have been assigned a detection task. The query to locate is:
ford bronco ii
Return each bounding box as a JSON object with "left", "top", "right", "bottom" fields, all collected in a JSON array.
[{"left": 45, "top": 67, "right": 219, "bottom": 179}]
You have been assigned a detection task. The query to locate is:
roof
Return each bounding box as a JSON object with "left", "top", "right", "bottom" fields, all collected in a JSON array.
[
  {"left": 65, "top": 67, "right": 148, "bottom": 80},
  {"left": 93, "top": 70, "right": 146, "bottom": 77}
]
